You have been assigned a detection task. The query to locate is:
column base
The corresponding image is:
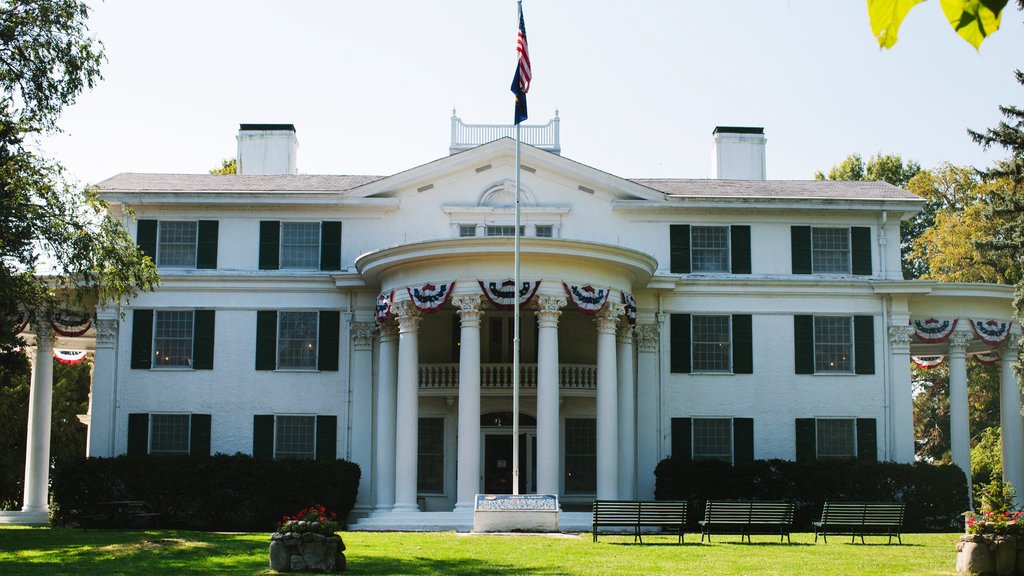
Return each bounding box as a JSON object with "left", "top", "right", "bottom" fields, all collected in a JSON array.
[
  {"left": 0, "top": 509, "right": 49, "bottom": 526},
  {"left": 392, "top": 503, "right": 421, "bottom": 513}
]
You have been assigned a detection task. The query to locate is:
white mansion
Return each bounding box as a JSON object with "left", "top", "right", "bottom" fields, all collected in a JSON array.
[{"left": 2, "top": 116, "right": 1021, "bottom": 528}]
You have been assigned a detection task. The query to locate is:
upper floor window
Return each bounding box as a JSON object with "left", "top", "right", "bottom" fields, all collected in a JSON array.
[
  {"left": 692, "top": 315, "right": 731, "bottom": 372},
  {"left": 259, "top": 221, "right": 341, "bottom": 271},
  {"left": 669, "top": 314, "right": 752, "bottom": 374},
  {"left": 690, "top": 226, "right": 730, "bottom": 272},
  {"left": 535, "top": 225, "right": 554, "bottom": 238},
  {"left": 158, "top": 221, "right": 197, "bottom": 267},
  {"left": 137, "top": 220, "right": 219, "bottom": 269},
  {"left": 811, "top": 228, "right": 850, "bottom": 274},
  {"left": 154, "top": 310, "right": 195, "bottom": 368},
  {"left": 670, "top": 224, "right": 751, "bottom": 274},
  {"left": 813, "top": 316, "right": 852, "bottom": 373},
  {"left": 255, "top": 310, "right": 340, "bottom": 372},
  {"left": 791, "top": 226, "right": 872, "bottom": 276},
  {"left": 692, "top": 417, "right": 732, "bottom": 462},
  {"left": 459, "top": 225, "right": 477, "bottom": 237},
  {"left": 130, "top": 309, "right": 215, "bottom": 370},
  {"left": 278, "top": 311, "right": 319, "bottom": 370},
  {"left": 793, "top": 315, "right": 875, "bottom": 375},
  {"left": 485, "top": 225, "right": 525, "bottom": 237},
  {"left": 280, "top": 222, "right": 321, "bottom": 269}
]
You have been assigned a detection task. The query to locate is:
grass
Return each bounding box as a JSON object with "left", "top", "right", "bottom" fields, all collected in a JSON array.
[{"left": 0, "top": 527, "right": 961, "bottom": 575}]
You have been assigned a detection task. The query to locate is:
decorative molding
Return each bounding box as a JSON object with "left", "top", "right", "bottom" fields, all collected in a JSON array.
[
  {"left": 394, "top": 300, "right": 422, "bottom": 332},
  {"left": 94, "top": 319, "right": 118, "bottom": 348},
  {"left": 377, "top": 322, "right": 399, "bottom": 342},
  {"left": 948, "top": 330, "right": 973, "bottom": 351},
  {"left": 351, "top": 321, "right": 375, "bottom": 351},
  {"left": 452, "top": 295, "right": 484, "bottom": 326},
  {"left": 533, "top": 295, "right": 567, "bottom": 327},
  {"left": 594, "top": 303, "right": 624, "bottom": 333},
  {"left": 635, "top": 323, "right": 659, "bottom": 352},
  {"left": 616, "top": 321, "right": 634, "bottom": 342},
  {"left": 888, "top": 325, "right": 915, "bottom": 352}
]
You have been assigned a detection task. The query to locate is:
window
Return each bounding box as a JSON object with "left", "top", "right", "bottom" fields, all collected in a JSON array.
[
  {"left": 281, "top": 222, "right": 321, "bottom": 269},
  {"left": 137, "top": 220, "right": 219, "bottom": 269},
  {"left": 564, "top": 418, "right": 596, "bottom": 493},
  {"left": 278, "top": 311, "right": 319, "bottom": 369},
  {"left": 127, "top": 412, "right": 211, "bottom": 456},
  {"left": 795, "top": 417, "right": 876, "bottom": 462},
  {"left": 275, "top": 415, "right": 316, "bottom": 459},
  {"left": 157, "top": 221, "right": 197, "bottom": 267},
  {"left": 485, "top": 225, "right": 525, "bottom": 237},
  {"left": 149, "top": 414, "right": 190, "bottom": 454},
  {"left": 692, "top": 315, "right": 731, "bottom": 372},
  {"left": 255, "top": 310, "right": 339, "bottom": 372},
  {"left": 811, "top": 228, "right": 850, "bottom": 274},
  {"left": 791, "top": 226, "right": 872, "bottom": 276},
  {"left": 458, "top": 225, "right": 477, "bottom": 237},
  {"left": 693, "top": 418, "right": 733, "bottom": 462},
  {"left": 535, "top": 225, "right": 554, "bottom": 238},
  {"left": 153, "top": 311, "right": 194, "bottom": 368},
  {"left": 814, "top": 316, "right": 852, "bottom": 373},
  {"left": 670, "top": 224, "right": 751, "bottom": 274},
  {"left": 690, "top": 226, "right": 730, "bottom": 272},
  {"left": 794, "top": 315, "right": 874, "bottom": 375},
  {"left": 259, "top": 221, "right": 341, "bottom": 271},
  {"left": 418, "top": 418, "right": 445, "bottom": 494},
  {"left": 816, "top": 418, "right": 855, "bottom": 460}
]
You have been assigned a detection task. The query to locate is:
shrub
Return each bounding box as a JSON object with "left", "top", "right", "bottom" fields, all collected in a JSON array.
[
  {"left": 51, "top": 454, "right": 360, "bottom": 531},
  {"left": 654, "top": 458, "right": 968, "bottom": 531}
]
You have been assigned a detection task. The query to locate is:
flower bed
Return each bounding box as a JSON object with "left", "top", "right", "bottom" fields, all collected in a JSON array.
[{"left": 269, "top": 505, "right": 346, "bottom": 573}]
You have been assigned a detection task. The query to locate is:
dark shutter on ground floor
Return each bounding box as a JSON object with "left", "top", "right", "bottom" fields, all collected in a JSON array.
[
  {"left": 137, "top": 220, "right": 157, "bottom": 261},
  {"left": 730, "top": 225, "right": 751, "bottom": 274},
  {"left": 670, "top": 224, "right": 690, "bottom": 274},
  {"left": 791, "top": 226, "right": 811, "bottom": 274},
  {"left": 795, "top": 418, "right": 816, "bottom": 462},
  {"left": 127, "top": 413, "right": 149, "bottom": 456},
  {"left": 190, "top": 414, "right": 212, "bottom": 456},
  {"left": 253, "top": 415, "right": 274, "bottom": 459},
  {"left": 131, "top": 309, "right": 154, "bottom": 369},
  {"left": 793, "top": 315, "right": 814, "bottom": 374},
  {"left": 851, "top": 226, "right": 872, "bottom": 276},
  {"left": 318, "top": 311, "right": 340, "bottom": 371},
  {"left": 315, "top": 415, "right": 338, "bottom": 461},
  {"left": 192, "top": 310, "right": 215, "bottom": 370},
  {"left": 320, "top": 221, "right": 342, "bottom": 271},
  {"left": 255, "top": 311, "right": 277, "bottom": 371},
  {"left": 732, "top": 314, "right": 753, "bottom": 374},
  {"left": 259, "top": 221, "right": 280, "bottom": 270},
  {"left": 670, "top": 314, "right": 691, "bottom": 374},
  {"left": 854, "top": 315, "right": 875, "bottom": 375},
  {"left": 671, "top": 417, "right": 692, "bottom": 461},
  {"left": 856, "top": 418, "right": 877, "bottom": 462},
  {"left": 196, "top": 220, "right": 219, "bottom": 269},
  {"left": 733, "top": 417, "right": 754, "bottom": 465}
]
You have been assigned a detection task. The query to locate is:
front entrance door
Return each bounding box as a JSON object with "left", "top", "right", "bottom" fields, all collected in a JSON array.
[{"left": 483, "top": 433, "right": 537, "bottom": 494}]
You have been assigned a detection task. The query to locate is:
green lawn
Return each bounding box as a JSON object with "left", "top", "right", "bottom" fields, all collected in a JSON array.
[{"left": 0, "top": 527, "right": 960, "bottom": 575}]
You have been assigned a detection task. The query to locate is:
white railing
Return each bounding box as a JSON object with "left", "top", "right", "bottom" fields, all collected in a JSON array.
[
  {"left": 419, "top": 363, "right": 595, "bottom": 392},
  {"left": 449, "top": 112, "right": 561, "bottom": 155}
]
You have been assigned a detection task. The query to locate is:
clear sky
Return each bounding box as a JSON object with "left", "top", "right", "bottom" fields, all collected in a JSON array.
[{"left": 38, "top": 1, "right": 1024, "bottom": 186}]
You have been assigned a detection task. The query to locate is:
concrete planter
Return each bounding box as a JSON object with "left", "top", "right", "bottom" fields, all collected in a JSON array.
[
  {"left": 955, "top": 534, "right": 1024, "bottom": 576},
  {"left": 269, "top": 531, "right": 346, "bottom": 573}
]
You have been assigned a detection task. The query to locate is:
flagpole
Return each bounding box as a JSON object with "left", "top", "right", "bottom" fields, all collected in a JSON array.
[{"left": 512, "top": 104, "right": 522, "bottom": 497}]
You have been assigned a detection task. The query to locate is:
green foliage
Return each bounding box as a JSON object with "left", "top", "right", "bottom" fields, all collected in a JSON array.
[
  {"left": 209, "top": 158, "right": 236, "bottom": 175},
  {"left": 654, "top": 458, "right": 968, "bottom": 531},
  {"left": 868, "top": 0, "right": 1015, "bottom": 50},
  {"left": 914, "top": 363, "right": 1001, "bottom": 464}
]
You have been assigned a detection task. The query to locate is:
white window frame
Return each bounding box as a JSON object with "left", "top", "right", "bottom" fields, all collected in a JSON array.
[
  {"left": 691, "top": 314, "right": 732, "bottom": 373},
  {"left": 534, "top": 224, "right": 554, "bottom": 238},
  {"left": 277, "top": 311, "right": 319, "bottom": 370},
  {"left": 692, "top": 417, "right": 733, "bottom": 463},
  {"left": 690, "top": 225, "right": 731, "bottom": 273},
  {"left": 279, "top": 222, "right": 321, "bottom": 270},
  {"left": 273, "top": 414, "right": 316, "bottom": 460},
  {"left": 148, "top": 413, "right": 191, "bottom": 455},
  {"left": 815, "top": 418, "right": 857, "bottom": 460},
  {"left": 152, "top": 310, "right": 195, "bottom": 369},
  {"left": 813, "top": 316, "right": 854, "bottom": 374},
  {"left": 458, "top": 224, "right": 477, "bottom": 237},
  {"left": 156, "top": 221, "right": 198, "bottom": 268},
  {"left": 810, "top": 227, "right": 852, "bottom": 275}
]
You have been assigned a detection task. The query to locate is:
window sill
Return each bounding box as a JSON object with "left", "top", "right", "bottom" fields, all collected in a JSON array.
[
  {"left": 811, "top": 372, "right": 858, "bottom": 376},
  {"left": 273, "top": 368, "right": 321, "bottom": 373},
  {"left": 690, "top": 371, "right": 735, "bottom": 376},
  {"left": 150, "top": 367, "right": 195, "bottom": 372}
]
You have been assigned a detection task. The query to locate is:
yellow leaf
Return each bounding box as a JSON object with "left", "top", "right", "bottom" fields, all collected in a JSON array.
[
  {"left": 939, "top": 0, "right": 1007, "bottom": 50},
  {"left": 868, "top": 0, "right": 927, "bottom": 49}
]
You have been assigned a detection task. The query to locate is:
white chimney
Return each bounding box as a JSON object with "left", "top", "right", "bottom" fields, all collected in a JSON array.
[
  {"left": 710, "top": 126, "right": 766, "bottom": 180},
  {"left": 236, "top": 124, "right": 298, "bottom": 175}
]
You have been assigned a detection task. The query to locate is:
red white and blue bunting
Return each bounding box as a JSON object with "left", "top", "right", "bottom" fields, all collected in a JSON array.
[
  {"left": 50, "top": 310, "right": 92, "bottom": 338},
  {"left": 407, "top": 281, "right": 455, "bottom": 314},
  {"left": 970, "top": 319, "right": 1013, "bottom": 346},
  {"left": 911, "top": 355, "right": 945, "bottom": 370},
  {"left": 10, "top": 312, "right": 27, "bottom": 335},
  {"left": 913, "top": 318, "right": 958, "bottom": 343},
  {"left": 971, "top": 351, "right": 1002, "bottom": 366},
  {"left": 54, "top": 349, "right": 88, "bottom": 365},
  {"left": 621, "top": 292, "right": 637, "bottom": 325},
  {"left": 375, "top": 290, "right": 394, "bottom": 324},
  {"left": 478, "top": 280, "right": 539, "bottom": 310},
  {"left": 562, "top": 282, "right": 610, "bottom": 315}
]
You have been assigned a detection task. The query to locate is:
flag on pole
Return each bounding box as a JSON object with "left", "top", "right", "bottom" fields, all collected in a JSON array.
[{"left": 510, "top": 2, "right": 531, "bottom": 124}]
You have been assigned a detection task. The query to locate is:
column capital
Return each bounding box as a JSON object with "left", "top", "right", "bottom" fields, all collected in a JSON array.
[
  {"left": 533, "top": 295, "right": 567, "bottom": 326},
  {"left": 635, "top": 323, "right": 659, "bottom": 352},
  {"left": 394, "top": 300, "right": 422, "bottom": 333},
  {"left": 616, "top": 321, "right": 634, "bottom": 343},
  {"left": 452, "top": 294, "right": 484, "bottom": 325},
  {"left": 595, "top": 303, "right": 624, "bottom": 334},
  {"left": 377, "top": 321, "right": 399, "bottom": 342},
  {"left": 948, "top": 330, "right": 973, "bottom": 353},
  {"left": 31, "top": 321, "right": 52, "bottom": 342},
  {"left": 351, "top": 320, "right": 375, "bottom": 351},
  {"left": 94, "top": 318, "right": 119, "bottom": 348},
  {"left": 888, "top": 325, "right": 915, "bottom": 353}
]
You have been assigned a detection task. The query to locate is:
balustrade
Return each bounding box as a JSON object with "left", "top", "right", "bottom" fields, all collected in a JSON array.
[{"left": 419, "top": 363, "right": 594, "bottom": 392}]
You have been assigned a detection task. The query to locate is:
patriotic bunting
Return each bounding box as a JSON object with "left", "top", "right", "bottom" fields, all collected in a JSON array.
[
  {"left": 970, "top": 319, "right": 1013, "bottom": 346},
  {"left": 562, "top": 282, "right": 610, "bottom": 315},
  {"left": 54, "top": 349, "right": 88, "bottom": 365},
  {"left": 912, "top": 318, "right": 957, "bottom": 343},
  {"left": 971, "top": 351, "right": 1001, "bottom": 366},
  {"left": 50, "top": 310, "right": 92, "bottom": 338},
  {"left": 478, "top": 279, "right": 539, "bottom": 310},
  {"left": 375, "top": 290, "right": 394, "bottom": 324},
  {"left": 911, "top": 355, "right": 945, "bottom": 370},
  {"left": 621, "top": 292, "right": 637, "bottom": 325},
  {"left": 407, "top": 281, "right": 455, "bottom": 314},
  {"left": 9, "top": 312, "right": 27, "bottom": 335}
]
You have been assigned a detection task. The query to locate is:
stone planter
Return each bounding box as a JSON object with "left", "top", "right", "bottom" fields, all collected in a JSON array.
[
  {"left": 269, "top": 531, "right": 346, "bottom": 573},
  {"left": 956, "top": 534, "right": 1022, "bottom": 576}
]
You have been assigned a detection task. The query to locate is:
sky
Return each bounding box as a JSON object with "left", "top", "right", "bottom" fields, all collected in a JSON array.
[{"left": 38, "top": 1, "right": 1024, "bottom": 187}]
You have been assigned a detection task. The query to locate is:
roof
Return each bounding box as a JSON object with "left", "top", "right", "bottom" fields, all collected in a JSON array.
[
  {"left": 96, "top": 173, "right": 382, "bottom": 192},
  {"left": 630, "top": 179, "right": 922, "bottom": 201}
]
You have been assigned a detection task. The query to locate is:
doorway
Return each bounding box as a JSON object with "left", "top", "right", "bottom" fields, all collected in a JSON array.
[{"left": 483, "top": 432, "right": 537, "bottom": 494}]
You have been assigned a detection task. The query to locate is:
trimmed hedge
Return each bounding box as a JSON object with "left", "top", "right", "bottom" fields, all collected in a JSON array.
[
  {"left": 51, "top": 454, "right": 360, "bottom": 531},
  {"left": 654, "top": 458, "right": 968, "bottom": 532}
]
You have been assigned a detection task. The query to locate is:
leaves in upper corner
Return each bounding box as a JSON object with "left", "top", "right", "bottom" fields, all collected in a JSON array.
[
  {"left": 868, "top": 0, "right": 927, "bottom": 49},
  {"left": 940, "top": 0, "right": 1008, "bottom": 49}
]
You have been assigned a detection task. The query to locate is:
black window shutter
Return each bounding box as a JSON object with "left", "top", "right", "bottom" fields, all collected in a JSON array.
[
  {"left": 196, "top": 220, "right": 219, "bottom": 269},
  {"left": 192, "top": 310, "right": 215, "bottom": 370},
  {"left": 670, "top": 225, "right": 690, "bottom": 274},
  {"left": 131, "top": 309, "right": 154, "bottom": 369},
  {"left": 795, "top": 418, "right": 816, "bottom": 462},
  {"left": 320, "top": 221, "right": 342, "bottom": 271},
  {"left": 318, "top": 311, "right": 340, "bottom": 371},
  {"left": 854, "top": 315, "right": 876, "bottom": 375},
  {"left": 316, "top": 415, "right": 338, "bottom": 461},
  {"left": 856, "top": 418, "right": 878, "bottom": 462},
  {"left": 733, "top": 418, "right": 754, "bottom": 465},
  {"left": 732, "top": 314, "right": 753, "bottom": 374},
  {"left": 670, "top": 314, "right": 691, "bottom": 374},
  {"left": 794, "top": 315, "right": 814, "bottom": 374},
  {"left": 253, "top": 415, "right": 275, "bottom": 459},
  {"left": 255, "top": 311, "right": 278, "bottom": 371},
  {"left": 190, "top": 414, "right": 212, "bottom": 456},
  {"left": 791, "top": 226, "right": 812, "bottom": 274},
  {"left": 127, "top": 413, "right": 149, "bottom": 456},
  {"left": 671, "top": 417, "right": 692, "bottom": 461},
  {"left": 259, "top": 221, "right": 280, "bottom": 270},
  {"left": 137, "top": 219, "right": 158, "bottom": 261},
  {"left": 730, "top": 225, "right": 751, "bottom": 274},
  {"left": 850, "top": 227, "right": 872, "bottom": 276}
]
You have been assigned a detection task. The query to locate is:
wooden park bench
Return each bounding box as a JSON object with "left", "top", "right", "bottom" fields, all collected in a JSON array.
[
  {"left": 813, "top": 502, "right": 905, "bottom": 544},
  {"left": 592, "top": 500, "right": 687, "bottom": 544},
  {"left": 699, "top": 500, "right": 794, "bottom": 543}
]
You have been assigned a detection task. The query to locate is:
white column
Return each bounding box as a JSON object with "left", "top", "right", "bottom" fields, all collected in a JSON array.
[
  {"left": 374, "top": 322, "right": 398, "bottom": 512},
  {"left": 393, "top": 301, "right": 422, "bottom": 513},
  {"left": 948, "top": 330, "right": 973, "bottom": 493},
  {"left": 634, "top": 323, "right": 660, "bottom": 500},
  {"left": 453, "top": 295, "right": 483, "bottom": 512},
  {"left": 349, "top": 319, "right": 375, "bottom": 515},
  {"left": 595, "top": 304, "right": 623, "bottom": 500},
  {"left": 534, "top": 295, "right": 566, "bottom": 497},
  {"left": 87, "top": 314, "right": 119, "bottom": 457},
  {"left": 888, "top": 325, "right": 916, "bottom": 463},
  {"left": 616, "top": 321, "right": 636, "bottom": 500},
  {"left": 1000, "top": 333, "right": 1024, "bottom": 509},
  {"left": 23, "top": 324, "right": 54, "bottom": 518}
]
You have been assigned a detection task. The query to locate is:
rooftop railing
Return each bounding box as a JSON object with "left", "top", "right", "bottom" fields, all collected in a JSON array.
[{"left": 449, "top": 110, "right": 560, "bottom": 155}]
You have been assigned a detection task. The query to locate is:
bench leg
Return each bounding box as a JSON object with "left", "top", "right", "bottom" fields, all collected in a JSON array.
[{"left": 635, "top": 526, "right": 642, "bottom": 544}]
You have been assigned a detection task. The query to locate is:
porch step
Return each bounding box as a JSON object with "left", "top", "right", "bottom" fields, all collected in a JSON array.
[{"left": 348, "top": 510, "right": 593, "bottom": 532}]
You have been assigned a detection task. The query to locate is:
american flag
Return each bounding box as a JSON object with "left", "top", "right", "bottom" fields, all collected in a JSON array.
[{"left": 510, "top": 2, "right": 530, "bottom": 124}]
